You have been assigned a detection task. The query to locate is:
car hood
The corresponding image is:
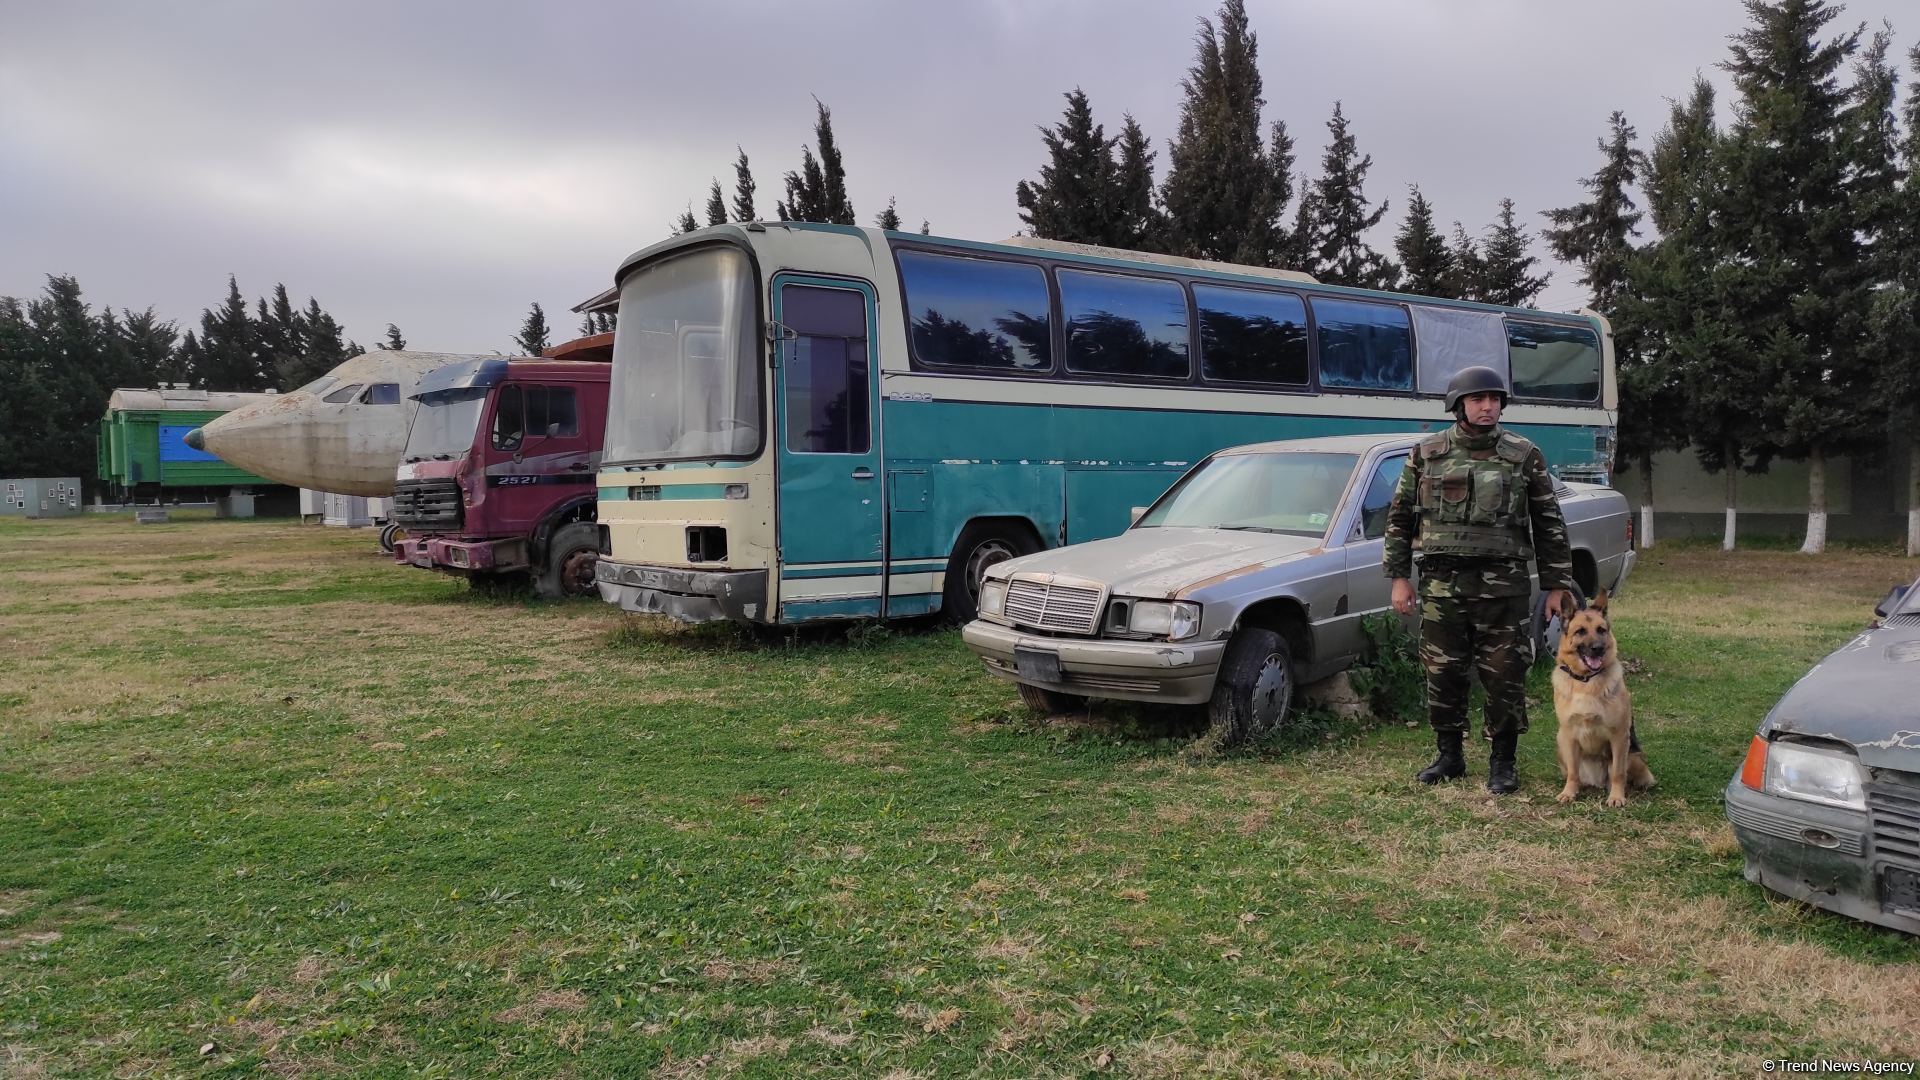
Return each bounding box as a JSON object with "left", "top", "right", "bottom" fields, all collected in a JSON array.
[
  {"left": 992, "top": 527, "right": 1322, "bottom": 600},
  {"left": 1765, "top": 622, "right": 1920, "bottom": 770}
]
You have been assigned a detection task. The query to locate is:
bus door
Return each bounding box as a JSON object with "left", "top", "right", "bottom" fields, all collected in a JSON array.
[{"left": 773, "top": 278, "right": 884, "bottom": 620}]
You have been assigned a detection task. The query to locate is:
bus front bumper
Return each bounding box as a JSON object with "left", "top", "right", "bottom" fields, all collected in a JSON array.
[
  {"left": 962, "top": 619, "right": 1226, "bottom": 705},
  {"left": 595, "top": 559, "right": 768, "bottom": 625}
]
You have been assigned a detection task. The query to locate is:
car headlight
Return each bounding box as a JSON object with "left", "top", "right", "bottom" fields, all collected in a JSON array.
[
  {"left": 979, "top": 579, "right": 1008, "bottom": 618},
  {"left": 1762, "top": 740, "right": 1867, "bottom": 810},
  {"left": 1127, "top": 599, "right": 1201, "bottom": 641}
]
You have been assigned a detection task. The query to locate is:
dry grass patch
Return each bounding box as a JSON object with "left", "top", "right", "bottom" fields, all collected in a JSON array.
[{"left": 492, "top": 988, "right": 589, "bottom": 1024}]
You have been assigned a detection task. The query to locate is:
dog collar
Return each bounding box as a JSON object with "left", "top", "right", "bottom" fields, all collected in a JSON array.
[{"left": 1558, "top": 661, "right": 1604, "bottom": 683}]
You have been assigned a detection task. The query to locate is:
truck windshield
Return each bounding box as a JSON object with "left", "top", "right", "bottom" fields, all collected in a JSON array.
[
  {"left": 403, "top": 389, "right": 487, "bottom": 461},
  {"left": 1136, "top": 451, "right": 1358, "bottom": 538},
  {"left": 606, "top": 244, "right": 759, "bottom": 463}
]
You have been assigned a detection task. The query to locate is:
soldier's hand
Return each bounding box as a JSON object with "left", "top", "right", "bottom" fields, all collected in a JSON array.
[{"left": 1391, "top": 578, "right": 1415, "bottom": 617}]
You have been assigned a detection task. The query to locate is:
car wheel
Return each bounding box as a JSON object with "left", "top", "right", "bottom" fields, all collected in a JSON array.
[
  {"left": 1017, "top": 682, "right": 1087, "bottom": 717},
  {"left": 943, "top": 522, "right": 1036, "bottom": 624},
  {"left": 534, "top": 523, "right": 600, "bottom": 600},
  {"left": 1206, "top": 627, "right": 1294, "bottom": 748},
  {"left": 1531, "top": 583, "right": 1587, "bottom": 666}
]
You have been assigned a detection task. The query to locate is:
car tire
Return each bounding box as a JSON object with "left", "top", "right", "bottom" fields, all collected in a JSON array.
[
  {"left": 534, "top": 523, "right": 601, "bottom": 600},
  {"left": 1206, "top": 627, "right": 1294, "bottom": 748},
  {"left": 943, "top": 522, "right": 1037, "bottom": 624},
  {"left": 1531, "top": 582, "right": 1586, "bottom": 666},
  {"left": 1017, "top": 682, "right": 1087, "bottom": 717}
]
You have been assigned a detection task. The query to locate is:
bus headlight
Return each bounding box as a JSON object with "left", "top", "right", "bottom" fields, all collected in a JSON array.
[
  {"left": 979, "top": 579, "right": 1008, "bottom": 618},
  {"left": 1128, "top": 600, "right": 1200, "bottom": 641},
  {"left": 1762, "top": 741, "right": 1866, "bottom": 811}
]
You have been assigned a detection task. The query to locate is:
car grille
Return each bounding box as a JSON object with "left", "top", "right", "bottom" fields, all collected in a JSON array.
[
  {"left": 391, "top": 478, "right": 461, "bottom": 529},
  {"left": 1004, "top": 578, "right": 1104, "bottom": 635},
  {"left": 1884, "top": 613, "right": 1920, "bottom": 627},
  {"left": 1868, "top": 781, "right": 1920, "bottom": 868},
  {"left": 1726, "top": 797, "right": 1865, "bottom": 856}
]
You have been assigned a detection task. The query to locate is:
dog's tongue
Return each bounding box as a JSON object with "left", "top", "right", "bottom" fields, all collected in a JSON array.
[{"left": 1583, "top": 653, "right": 1605, "bottom": 672}]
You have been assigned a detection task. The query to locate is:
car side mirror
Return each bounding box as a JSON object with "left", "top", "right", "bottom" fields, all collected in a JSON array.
[
  {"left": 1129, "top": 506, "right": 1148, "bottom": 525},
  {"left": 1873, "top": 583, "right": 1910, "bottom": 619},
  {"left": 546, "top": 422, "right": 561, "bottom": 438}
]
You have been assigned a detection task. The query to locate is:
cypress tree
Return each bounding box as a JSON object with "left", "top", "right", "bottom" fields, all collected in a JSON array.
[
  {"left": 875, "top": 197, "right": 902, "bottom": 231},
  {"left": 675, "top": 206, "right": 700, "bottom": 235},
  {"left": 595, "top": 311, "right": 616, "bottom": 333},
  {"left": 257, "top": 284, "right": 310, "bottom": 391},
  {"left": 778, "top": 100, "right": 855, "bottom": 225},
  {"left": 1114, "top": 115, "right": 1168, "bottom": 251},
  {"left": 1447, "top": 221, "right": 1485, "bottom": 301},
  {"left": 118, "top": 308, "right": 179, "bottom": 387},
  {"left": 17, "top": 277, "right": 113, "bottom": 488},
  {"left": 1277, "top": 178, "right": 1320, "bottom": 276},
  {"left": 1476, "top": 199, "right": 1550, "bottom": 307},
  {"left": 1393, "top": 185, "right": 1454, "bottom": 297},
  {"left": 578, "top": 313, "right": 596, "bottom": 337},
  {"left": 1014, "top": 88, "right": 1119, "bottom": 244},
  {"left": 1719, "top": 0, "right": 1875, "bottom": 553},
  {"left": 1310, "top": 102, "right": 1396, "bottom": 289},
  {"left": 300, "top": 297, "right": 352, "bottom": 373},
  {"left": 918, "top": 220, "right": 931, "bottom": 235},
  {"left": 1159, "top": 0, "right": 1291, "bottom": 265},
  {"left": 381, "top": 324, "right": 406, "bottom": 351},
  {"left": 705, "top": 180, "right": 728, "bottom": 227},
  {"left": 195, "top": 275, "right": 265, "bottom": 390},
  {"left": 0, "top": 296, "right": 39, "bottom": 479},
  {"left": 732, "top": 147, "right": 758, "bottom": 222},
  {"left": 1869, "top": 43, "right": 1920, "bottom": 553},
  {"left": 514, "top": 303, "right": 551, "bottom": 356},
  {"left": 175, "top": 329, "right": 204, "bottom": 385}
]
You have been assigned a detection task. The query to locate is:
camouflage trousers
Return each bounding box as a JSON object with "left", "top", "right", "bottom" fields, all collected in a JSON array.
[{"left": 1419, "top": 593, "right": 1532, "bottom": 738}]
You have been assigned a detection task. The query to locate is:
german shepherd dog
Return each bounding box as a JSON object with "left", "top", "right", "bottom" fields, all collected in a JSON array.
[{"left": 1551, "top": 591, "right": 1654, "bottom": 807}]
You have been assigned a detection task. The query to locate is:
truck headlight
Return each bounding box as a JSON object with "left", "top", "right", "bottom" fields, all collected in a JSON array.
[
  {"left": 1763, "top": 741, "right": 1867, "bottom": 810},
  {"left": 979, "top": 579, "right": 1008, "bottom": 618},
  {"left": 1128, "top": 600, "right": 1201, "bottom": 641}
]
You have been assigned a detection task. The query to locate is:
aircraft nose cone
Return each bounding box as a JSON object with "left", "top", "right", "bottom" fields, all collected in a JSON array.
[{"left": 184, "top": 427, "right": 206, "bottom": 451}]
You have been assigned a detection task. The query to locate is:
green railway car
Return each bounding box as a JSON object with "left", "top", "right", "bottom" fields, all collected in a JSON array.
[{"left": 98, "top": 387, "right": 283, "bottom": 499}]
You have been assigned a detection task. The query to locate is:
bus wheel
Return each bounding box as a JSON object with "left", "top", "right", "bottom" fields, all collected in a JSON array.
[
  {"left": 1205, "top": 628, "right": 1293, "bottom": 749},
  {"left": 535, "top": 523, "right": 600, "bottom": 600},
  {"left": 1017, "top": 682, "right": 1086, "bottom": 717},
  {"left": 943, "top": 522, "right": 1036, "bottom": 624}
]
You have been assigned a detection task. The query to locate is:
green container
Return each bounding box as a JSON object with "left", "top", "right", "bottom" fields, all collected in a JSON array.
[{"left": 98, "top": 388, "right": 281, "bottom": 493}]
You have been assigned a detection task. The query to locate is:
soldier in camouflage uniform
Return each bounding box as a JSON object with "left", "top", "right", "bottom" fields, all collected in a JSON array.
[{"left": 1382, "top": 365, "right": 1576, "bottom": 794}]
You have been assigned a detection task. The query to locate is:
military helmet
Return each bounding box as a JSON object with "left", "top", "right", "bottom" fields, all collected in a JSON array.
[{"left": 1444, "top": 365, "right": 1510, "bottom": 412}]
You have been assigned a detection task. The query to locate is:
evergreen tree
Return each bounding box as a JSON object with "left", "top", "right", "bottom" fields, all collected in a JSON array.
[
  {"left": 595, "top": 311, "right": 616, "bottom": 333},
  {"left": 195, "top": 275, "right": 265, "bottom": 390},
  {"left": 578, "top": 313, "right": 596, "bottom": 337},
  {"left": 1114, "top": 115, "right": 1168, "bottom": 251},
  {"left": 1719, "top": 0, "right": 1876, "bottom": 553},
  {"left": 1476, "top": 199, "right": 1550, "bottom": 307},
  {"left": 299, "top": 297, "right": 353, "bottom": 376},
  {"left": 6, "top": 277, "right": 113, "bottom": 489},
  {"left": 513, "top": 302, "right": 551, "bottom": 356},
  {"left": 118, "top": 308, "right": 180, "bottom": 387},
  {"left": 1447, "top": 221, "right": 1485, "bottom": 301},
  {"left": 1310, "top": 102, "right": 1396, "bottom": 289},
  {"left": 1870, "top": 43, "right": 1920, "bottom": 553},
  {"left": 731, "top": 147, "right": 758, "bottom": 222},
  {"left": 1277, "top": 177, "right": 1320, "bottom": 275},
  {"left": 1159, "top": 0, "right": 1292, "bottom": 265},
  {"left": 256, "top": 284, "right": 309, "bottom": 391},
  {"left": 1015, "top": 88, "right": 1118, "bottom": 244},
  {"left": 1393, "top": 185, "right": 1454, "bottom": 297},
  {"left": 875, "top": 197, "right": 903, "bottom": 231},
  {"left": 705, "top": 180, "right": 728, "bottom": 227},
  {"left": 675, "top": 206, "right": 700, "bottom": 235},
  {"left": 777, "top": 100, "right": 856, "bottom": 224},
  {"left": 919, "top": 220, "right": 931, "bottom": 235},
  {"left": 381, "top": 324, "right": 406, "bottom": 351},
  {"left": 174, "top": 329, "right": 204, "bottom": 385}
]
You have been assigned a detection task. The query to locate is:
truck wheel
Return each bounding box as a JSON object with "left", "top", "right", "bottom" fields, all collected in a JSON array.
[
  {"left": 534, "top": 523, "right": 600, "bottom": 600},
  {"left": 1206, "top": 627, "right": 1293, "bottom": 749},
  {"left": 943, "top": 522, "right": 1036, "bottom": 624},
  {"left": 1530, "top": 583, "right": 1586, "bottom": 666},
  {"left": 378, "top": 522, "right": 405, "bottom": 553},
  {"left": 1017, "top": 682, "right": 1086, "bottom": 717}
]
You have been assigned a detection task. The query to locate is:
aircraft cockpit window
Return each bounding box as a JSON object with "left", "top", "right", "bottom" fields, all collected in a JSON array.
[
  {"left": 323, "top": 383, "right": 364, "bottom": 403},
  {"left": 362, "top": 383, "right": 401, "bottom": 405},
  {"left": 295, "top": 376, "right": 337, "bottom": 396}
]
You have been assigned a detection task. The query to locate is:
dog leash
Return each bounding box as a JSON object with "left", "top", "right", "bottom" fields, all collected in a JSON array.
[{"left": 1557, "top": 662, "right": 1604, "bottom": 683}]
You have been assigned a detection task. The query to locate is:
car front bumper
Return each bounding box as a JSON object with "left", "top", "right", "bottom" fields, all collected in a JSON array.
[
  {"left": 1724, "top": 779, "right": 1920, "bottom": 936},
  {"left": 962, "top": 618, "right": 1226, "bottom": 705}
]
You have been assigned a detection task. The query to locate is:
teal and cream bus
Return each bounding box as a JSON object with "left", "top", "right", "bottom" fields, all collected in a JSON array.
[{"left": 591, "top": 223, "right": 1615, "bottom": 626}]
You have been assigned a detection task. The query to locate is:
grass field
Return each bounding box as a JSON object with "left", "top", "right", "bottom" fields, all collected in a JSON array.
[{"left": 1, "top": 513, "right": 1917, "bottom": 1078}]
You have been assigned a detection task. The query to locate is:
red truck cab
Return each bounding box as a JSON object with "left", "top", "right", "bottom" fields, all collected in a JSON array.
[{"left": 391, "top": 357, "right": 610, "bottom": 598}]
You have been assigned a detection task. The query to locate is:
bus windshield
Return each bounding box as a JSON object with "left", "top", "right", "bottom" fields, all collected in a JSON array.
[
  {"left": 606, "top": 245, "right": 759, "bottom": 463},
  {"left": 403, "top": 389, "right": 487, "bottom": 461},
  {"left": 1136, "top": 451, "right": 1358, "bottom": 538}
]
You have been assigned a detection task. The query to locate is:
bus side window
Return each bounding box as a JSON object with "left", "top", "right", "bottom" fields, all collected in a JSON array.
[
  {"left": 1311, "top": 298, "right": 1413, "bottom": 392},
  {"left": 492, "top": 385, "right": 525, "bottom": 451}
]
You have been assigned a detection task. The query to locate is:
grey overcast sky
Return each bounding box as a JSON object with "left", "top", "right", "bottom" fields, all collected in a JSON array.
[{"left": 1, "top": 0, "right": 1910, "bottom": 355}]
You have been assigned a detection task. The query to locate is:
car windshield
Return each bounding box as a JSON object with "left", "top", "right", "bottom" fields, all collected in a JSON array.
[
  {"left": 403, "top": 389, "right": 487, "bottom": 461},
  {"left": 1135, "top": 451, "right": 1358, "bottom": 537}
]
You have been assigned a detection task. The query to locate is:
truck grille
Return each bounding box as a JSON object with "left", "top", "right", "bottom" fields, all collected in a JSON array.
[
  {"left": 1004, "top": 578, "right": 1104, "bottom": 635},
  {"left": 391, "top": 478, "right": 461, "bottom": 529},
  {"left": 1868, "top": 780, "right": 1920, "bottom": 868}
]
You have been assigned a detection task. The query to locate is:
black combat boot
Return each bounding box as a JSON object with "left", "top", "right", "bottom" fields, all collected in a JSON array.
[
  {"left": 1417, "top": 730, "right": 1467, "bottom": 784},
  {"left": 1487, "top": 733, "right": 1520, "bottom": 795}
]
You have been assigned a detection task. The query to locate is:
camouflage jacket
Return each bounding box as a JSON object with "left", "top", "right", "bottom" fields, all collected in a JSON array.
[{"left": 1381, "top": 422, "right": 1576, "bottom": 599}]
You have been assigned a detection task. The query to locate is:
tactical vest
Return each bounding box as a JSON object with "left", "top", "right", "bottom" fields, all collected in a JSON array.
[{"left": 1414, "top": 427, "right": 1535, "bottom": 560}]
